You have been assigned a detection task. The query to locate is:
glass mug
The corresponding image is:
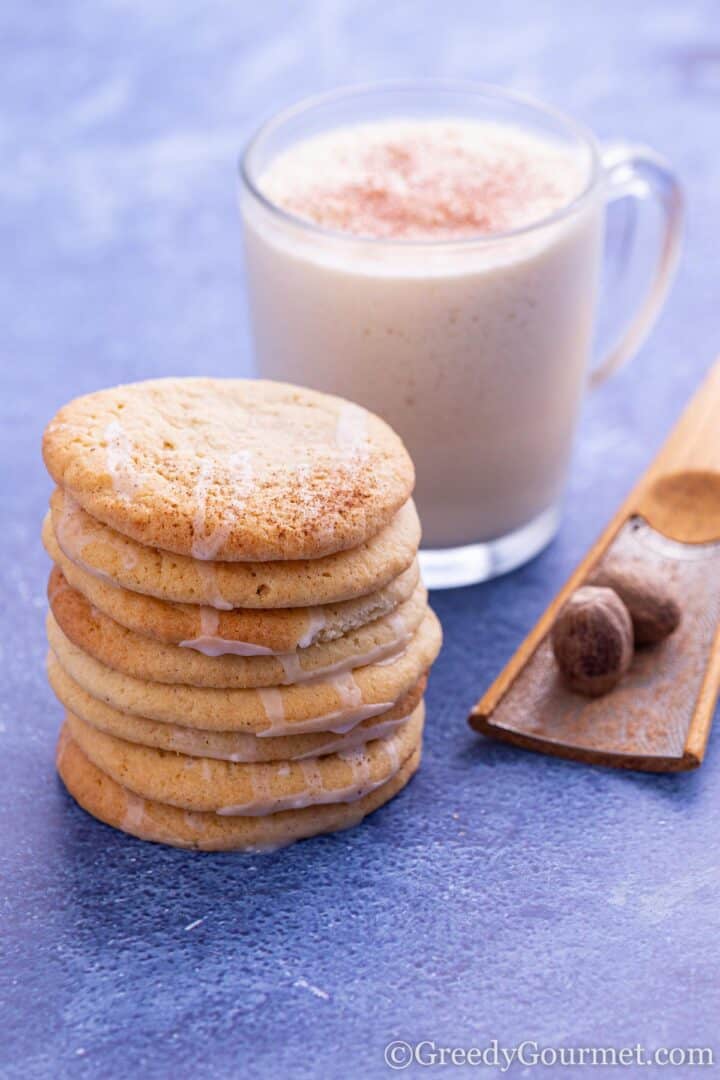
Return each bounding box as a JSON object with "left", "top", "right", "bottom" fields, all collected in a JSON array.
[{"left": 240, "top": 82, "right": 682, "bottom": 589}]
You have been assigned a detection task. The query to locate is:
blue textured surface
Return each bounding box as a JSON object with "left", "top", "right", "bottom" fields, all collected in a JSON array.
[{"left": 2, "top": 3, "right": 719, "bottom": 1078}]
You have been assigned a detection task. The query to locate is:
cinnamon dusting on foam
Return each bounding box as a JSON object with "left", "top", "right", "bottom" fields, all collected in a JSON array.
[{"left": 260, "top": 121, "right": 585, "bottom": 241}]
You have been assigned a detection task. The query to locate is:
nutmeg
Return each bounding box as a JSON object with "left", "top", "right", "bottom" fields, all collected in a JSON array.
[
  {"left": 590, "top": 560, "right": 681, "bottom": 645},
  {"left": 551, "top": 586, "right": 634, "bottom": 696}
]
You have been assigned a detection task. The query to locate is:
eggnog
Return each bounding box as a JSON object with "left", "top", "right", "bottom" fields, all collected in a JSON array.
[{"left": 243, "top": 119, "right": 603, "bottom": 551}]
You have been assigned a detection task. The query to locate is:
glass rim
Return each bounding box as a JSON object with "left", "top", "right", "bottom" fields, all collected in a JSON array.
[{"left": 239, "top": 79, "right": 603, "bottom": 249}]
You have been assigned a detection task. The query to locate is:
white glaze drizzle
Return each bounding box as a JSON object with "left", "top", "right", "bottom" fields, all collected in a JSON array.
[
  {"left": 180, "top": 604, "right": 315, "bottom": 657},
  {"left": 293, "top": 712, "right": 410, "bottom": 759},
  {"left": 181, "top": 600, "right": 410, "bottom": 677},
  {"left": 256, "top": 677, "right": 394, "bottom": 738},
  {"left": 55, "top": 490, "right": 139, "bottom": 574},
  {"left": 122, "top": 790, "right": 146, "bottom": 832},
  {"left": 215, "top": 738, "right": 397, "bottom": 817},
  {"left": 382, "top": 734, "right": 401, "bottom": 775},
  {"left": 335, "top": 402, "right": 370, "bottom": 461},
  {"left": 183, "top": 810, "right": 204, "bottom": 833},
  {"left": 193, "top": 562, "right": 234, "bottom": 611},
  {"left": 191, "top": 452, "right": 253, "bottom": 561},
  {"left": 300, "top": 759, "right": 324, "bottom": 797},
  {"left": 322, "top": 701, "right": 394, "bottom": 735},
  {"left": 277, "top": 652, "right": 305, "bottom": 683},
  {"left": 338, "top": 747, "right": 370, "bottom": 789},
  {"left": 277, "top": 630, "right": 411, "bottom": 685},
  {"left": 257, "top": 688, "right": 286, "bottom": 732},
  {"left": 177, "top": 613, "right": 408, "bottom": 665},
  {"left": 54, "top": 491, "right": 88, "bottom": 556},
  {"left": 104, "top": 419, "right": 141, "bottom": 502},
  {"left": 200, "top": 607, "right": 220, "bottom": 636},
  {"left": 196, "top": 608, "right": 409, "bottom": 677},
  {"left": 296, "top": 608, "right": 327, "bottom": 649},
  {"left": 330, "top": 670, "right": 363, "bottom": 710},
  {"left": 168, "top": 727, "right": 219, "bottom": 757},
  {"left": 191, "top": 459, "right": 224, "bottom": 561},
  {"left": 190, "top": 453, "right": 254, "bottom": 609},
  {"left": 179, "top": 634, "right": 275, "bottom": 657},
  {"left": 162, "top": 709, "right": 411, "bottom": 763}
]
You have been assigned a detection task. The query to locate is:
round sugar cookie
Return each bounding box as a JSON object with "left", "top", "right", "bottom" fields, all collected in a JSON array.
[
  {"left": 65, "top": 703, "right": 423, "bottom": 814},
  {"left": 43, "top": 378, "right": 414, "bottom": 561},
  {"left": 57, "top": 725, "right": 421, "bottom": 851},
  {"left": 48, "top": 652, "right": 427, "bottom": 762},
  {"left": 49, "top": 566, "right": 427, "bottom": 689},
  {"left": 43, "top": 517, "right": 419, "bottom": 652},
  {"left": 47, "top": 607, "right": 442, "bottom": 734},
  {"left": 49, "top": 491, "right": 421, "bottom": 609}
]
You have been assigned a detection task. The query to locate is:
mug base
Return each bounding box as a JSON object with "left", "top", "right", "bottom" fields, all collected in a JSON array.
[{"left": 419, "top": 505, "right": 560, "bottom": 589}]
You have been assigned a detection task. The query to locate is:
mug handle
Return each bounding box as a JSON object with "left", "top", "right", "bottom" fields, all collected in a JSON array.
[{"left": 590, "top": 143, "right": 684, "bottom": 389}]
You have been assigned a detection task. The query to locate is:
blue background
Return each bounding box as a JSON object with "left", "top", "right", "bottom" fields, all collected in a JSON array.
[{"left": 2, "top": 2, "right": 719, "bottom": 1077}]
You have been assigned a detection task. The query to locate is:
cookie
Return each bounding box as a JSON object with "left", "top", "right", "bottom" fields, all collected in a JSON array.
[
  {"left": 49, "top": 491, "right": 421, "bottom": 609},
  {"left": 57, "top": 725, "right": 421, "bottom": 851},
  {"left": 48, "top": 651, "right": 427, "bottom": 762},
  {"left": 49, "top": 567, "right": 427, "bottom": 689},
  {"left": 47, "top": 607, "right": 442, "bottom": 734},
  {"left": 43, "top": 517, "right": 419, "bottom": 652},
  {"left": 43, "top": 378, "right": 414, "bottom": 561},
  {"left": 65, "top": 702, "right": 423, "bottom": 814}
]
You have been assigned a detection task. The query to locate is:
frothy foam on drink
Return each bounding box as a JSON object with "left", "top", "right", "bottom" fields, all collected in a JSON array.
[{"left": 259, "top": 120, "right": 586, "bottom": 241}]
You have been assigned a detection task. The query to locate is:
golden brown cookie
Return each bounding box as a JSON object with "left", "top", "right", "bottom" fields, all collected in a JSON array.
[
  {"left": 48, "top": 566, "right": 427, "bottom": 689},
  {"left": 48, "top": 652, "right": 427, "bottom": 761},
  {"left": 47, "top": 607, "right": 443, "bottom": 734},
  {"left": 49, "top": 491, "right": 421, "bottom": 609},
  {"left": 57, "top": 725, "right": 421, "bottom": 851},
  {"left": 43, "top": 517, "right": 420, "bottom": 652},
  {"left": 43, "top": 378, "right": 414, "bottom": 560},
  {"left": 65, "top": 702, "right": 423, "bottom": 813}
]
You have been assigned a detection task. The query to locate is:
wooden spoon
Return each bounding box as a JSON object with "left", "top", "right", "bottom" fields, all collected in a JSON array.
[{"left": 469, "top": 359, "right": 720, "bottom": 771}]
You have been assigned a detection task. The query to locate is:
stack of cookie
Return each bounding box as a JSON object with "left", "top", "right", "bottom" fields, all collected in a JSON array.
[{"left": 42, "top": 378, "right": 441, "bottom": 851}]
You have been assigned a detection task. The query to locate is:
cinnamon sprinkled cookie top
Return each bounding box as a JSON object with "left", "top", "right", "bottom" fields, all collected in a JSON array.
[{"left": 43, "top": 378, "right": 414, "bottom": 561}]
